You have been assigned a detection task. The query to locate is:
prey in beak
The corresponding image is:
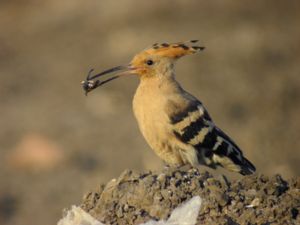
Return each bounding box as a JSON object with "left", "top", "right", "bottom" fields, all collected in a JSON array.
[{"left": 81, "top": 65, "right": 133, "bottom": 95}]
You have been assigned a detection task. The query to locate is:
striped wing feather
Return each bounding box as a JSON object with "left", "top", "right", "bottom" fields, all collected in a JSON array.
[{"left": 169, "top": 99, "right": 255, "bottom": 175}]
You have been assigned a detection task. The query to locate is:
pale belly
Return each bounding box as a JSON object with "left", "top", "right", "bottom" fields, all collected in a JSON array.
[{"left": 132, "top": 88, "right": 184, "bottom": 165}]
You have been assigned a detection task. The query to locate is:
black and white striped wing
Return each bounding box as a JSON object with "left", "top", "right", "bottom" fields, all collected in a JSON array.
[{"left": 170, "top": 100, "right": 256, "bottom": 175}]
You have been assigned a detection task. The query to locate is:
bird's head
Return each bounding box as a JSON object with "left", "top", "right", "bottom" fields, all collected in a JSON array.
[
  {"left": 130, "top": 40, "right": 204, "bottom": 78},
  {"left": 82, "top": 40, "right": 204, "bottom": 94}
]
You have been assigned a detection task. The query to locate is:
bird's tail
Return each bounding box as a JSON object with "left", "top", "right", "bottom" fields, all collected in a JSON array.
[
  {"left": 206, "top": 127, "right": 256, "bottom": 176},
  {"left": 211, "top": 152, "right": 256, "bottom": 176},
  {"left": 238, "top": 157, "right": 256, "bottom": 175}
]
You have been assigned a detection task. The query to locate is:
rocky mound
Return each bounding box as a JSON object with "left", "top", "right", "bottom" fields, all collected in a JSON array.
[{"left": 81, "top": 167, "right": 300, "bottom": 224}]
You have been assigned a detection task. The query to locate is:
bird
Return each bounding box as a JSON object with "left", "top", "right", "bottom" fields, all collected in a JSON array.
[{"left": 82, "top": 40, "right": 256, "bottom": 175}]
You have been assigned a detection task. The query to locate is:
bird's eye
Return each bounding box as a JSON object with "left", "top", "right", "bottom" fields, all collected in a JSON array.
[{"left": 146, "top": 60, "right": 154, "bottom": 66}]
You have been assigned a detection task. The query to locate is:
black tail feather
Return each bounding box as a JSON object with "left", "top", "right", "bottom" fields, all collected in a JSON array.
[{"left": 239, "top": 157, "right": 256, "bottom": 175}]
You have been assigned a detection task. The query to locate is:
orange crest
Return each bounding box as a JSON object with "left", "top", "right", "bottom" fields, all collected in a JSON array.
[{"left": 144, "top": 40, "right": 205, "bottom": 59}]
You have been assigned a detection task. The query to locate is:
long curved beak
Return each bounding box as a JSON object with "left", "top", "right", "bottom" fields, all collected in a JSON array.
[{"left": 81, "top": 64, "right": 134, "bottom": 95}]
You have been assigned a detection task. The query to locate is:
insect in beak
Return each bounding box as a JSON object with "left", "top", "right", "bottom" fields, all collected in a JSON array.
[{"left": 81, "top": 65, "right": 134, "bottom": 95}]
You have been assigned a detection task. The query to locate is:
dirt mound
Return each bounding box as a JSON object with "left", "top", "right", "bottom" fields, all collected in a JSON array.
[{"left": 81, "top": 167, "right": 299, "bottom": 224}]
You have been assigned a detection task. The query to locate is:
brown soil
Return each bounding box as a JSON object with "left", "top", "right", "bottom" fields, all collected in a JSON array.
[{"left": 81, "top": 167, "right": 300, "bottom": 225}]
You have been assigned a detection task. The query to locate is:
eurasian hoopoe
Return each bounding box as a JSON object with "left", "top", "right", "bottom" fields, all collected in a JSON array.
[{"left": 82, "top": 40, "right": 256, "bottom": 175}]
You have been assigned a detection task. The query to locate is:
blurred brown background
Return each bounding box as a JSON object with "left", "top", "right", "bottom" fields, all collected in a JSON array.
[{"left": 0, "top": 1, "right": 299, "bottom": 225}]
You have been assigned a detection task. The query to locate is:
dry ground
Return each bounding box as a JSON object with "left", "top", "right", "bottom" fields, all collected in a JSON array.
[{"left": 81, "top": 167, "right": 300, "bottom": 224}]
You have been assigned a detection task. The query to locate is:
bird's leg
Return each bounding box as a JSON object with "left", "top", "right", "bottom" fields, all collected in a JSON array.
[
  {"left": 220, "top": 174, "right": 231, "bottom": 188},
  {"left": 163, "top": 163, "right": 193, "bottom": 172},
  {"left": 163, "top": 163, "right": 171, "bottom": 170},
  {"left": 177, "top": 164, "right": 193, "bottom": 171}
]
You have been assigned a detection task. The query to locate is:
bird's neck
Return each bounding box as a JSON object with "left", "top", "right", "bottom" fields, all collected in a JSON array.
[{"left": 139, "top": 73, "right": 183, "bottom": 95}]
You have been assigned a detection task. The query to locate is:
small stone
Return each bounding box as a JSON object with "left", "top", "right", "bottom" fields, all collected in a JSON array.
[{"left": 246, "top": 198, "right": 260, "bottom": 208}]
